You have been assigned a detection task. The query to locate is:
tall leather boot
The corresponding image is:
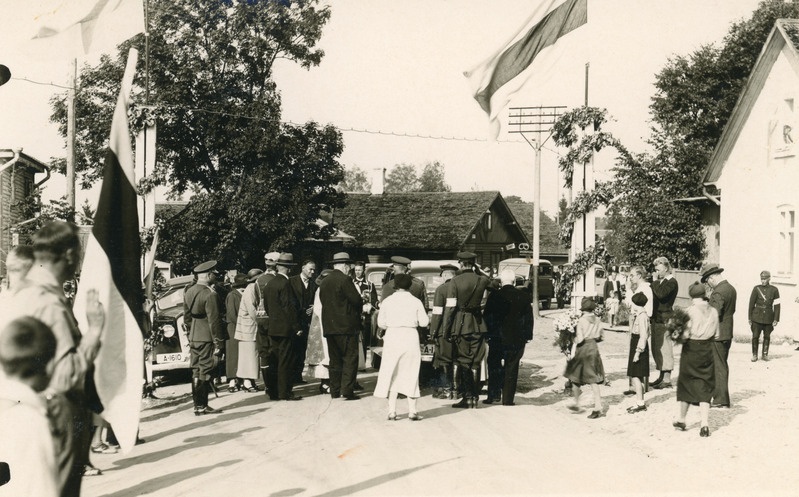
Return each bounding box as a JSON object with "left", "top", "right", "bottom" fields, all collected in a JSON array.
[
  {"left": 752, "top": 332, "right": 760, "bottom": 362},
  {"left": 469, "top": 368, "right": 481, "bottom": 408},
  {"left": 443, "top": 365, "right": 454, "bottom": 400},
  {"left": 199, "top": 379, "right": 222, "bottom": 414},
  {"left": 192, "top": 377, "right": 202, "bottom": 415},
  {"left": 451, "top": 366, "right": 469, "bottom": 408},
  {"left": 762, "top": 335, "right": 770, "bottom": 361}
]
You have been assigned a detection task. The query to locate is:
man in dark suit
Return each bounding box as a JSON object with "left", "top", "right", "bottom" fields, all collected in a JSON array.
[
  {"left": 353, "top": 261, "right": 378, "bottom": 356},
  {"left": 319, "top": 252, "right": 363, "bottom": 400},
  {"left": 483, "top": 269, "right": 533, "bottom": 406},
  {"left": 256, "top": 252, "right": 279, "bottom": 399},
  {"left": 381, "top": 256, "right": 429, "bottom": 312},
  {"left": 183, "top": 260, "right": 225, "bottom": 415},
  {"left": 701, "top": 263, "right": 737, "bottom": 408},
  {"left": 748, "top": 270, "right": 780, "bottom": 362},
  {"left": 263, "top": 253, "right": 302, "bottom": 401},
  {"left": 289, "top": 259, "right": 317, "bottom": 384},
  {"left": 443, "top": 251, "right": 492, "bottom": 408},
  {"left": 650, "top": 257, "right": 679, "bottom": 389}
]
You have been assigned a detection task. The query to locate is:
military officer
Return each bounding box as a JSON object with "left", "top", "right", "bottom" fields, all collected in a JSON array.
[
  {"left": 381, "top": 256, "right": 429, "bottom": 312},
  {"left": 442, "top": 252, "right": 491, "bottom": 408},
  {"left": 430, "top": 263, "right": 459, "bottom": 399},
  {"left": 748, "top": 270, "right": 780, "bottom": 362},
  {"left": 183, "top": 260, "right": 225, "bottom": 415}
]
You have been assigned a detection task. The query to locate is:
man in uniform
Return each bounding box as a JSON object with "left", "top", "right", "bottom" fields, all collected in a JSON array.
[
  {"left": 442, "top": 251, "right": 491, "bottom": 408},
  {"left": 381, "top": 256, "right": 429, "bottom": 312},
  {"left": 430, "top": 263, "right": 459, "bottom": 399},
  {"left": 700, "top": 262, "right": 737, "bottom": 409},
  {"left": 748, "top": 270, "right": 780, "bottom": 362},
  {"left": 256, "top": 252, "right": 279, "bottom": 398},
  {"left": 183, "top": 260, "right": 225, "bottom": 415},
  {"left": 265, "top": 253, "right": 303, "bottom": 400}
]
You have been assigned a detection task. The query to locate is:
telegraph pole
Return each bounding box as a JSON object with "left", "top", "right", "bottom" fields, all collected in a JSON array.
[
  {"left": 508, "top": 105, "right": 565, "bottom": 318},
  {"left": 66, "top": 58, "right": 77, "bottom": 221}
]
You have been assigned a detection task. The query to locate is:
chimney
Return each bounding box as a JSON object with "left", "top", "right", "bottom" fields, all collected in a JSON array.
[{"left": 371, "top": 167, "right": 386, "bottom": 195}]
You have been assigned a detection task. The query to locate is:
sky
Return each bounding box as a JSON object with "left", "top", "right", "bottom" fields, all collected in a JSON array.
[{"left": 0, "top": 0, "right": 765, "bottom": 214}]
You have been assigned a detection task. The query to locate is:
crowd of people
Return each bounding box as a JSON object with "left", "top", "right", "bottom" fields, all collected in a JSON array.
[{"left": 0, "top": 219, "right": 788, "bottom": 496}]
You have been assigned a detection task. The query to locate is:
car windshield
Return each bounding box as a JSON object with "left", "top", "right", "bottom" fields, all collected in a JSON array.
[{"left": 156, "top": 287, "right": 186, "bottom": 311}]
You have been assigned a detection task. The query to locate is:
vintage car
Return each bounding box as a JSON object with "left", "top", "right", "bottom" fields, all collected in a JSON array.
[
  {"left": 497, "top": 257, "right": 554, "bottom": 309},
  {"left": 148, "top": 275, "right": 194, "bottom": 373}
]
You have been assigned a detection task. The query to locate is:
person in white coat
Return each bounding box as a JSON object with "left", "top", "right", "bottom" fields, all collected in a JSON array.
[
  {"left": 374, "top": 273, "right": 429, "bottom": 421},
  {"left": 235, "top": 269, "right": 264, "bottom": 391}
]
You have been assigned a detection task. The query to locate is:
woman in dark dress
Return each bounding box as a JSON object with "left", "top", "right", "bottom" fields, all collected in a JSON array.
[{"left": 564, "top": 298, "right": 606, "bottom": 419}]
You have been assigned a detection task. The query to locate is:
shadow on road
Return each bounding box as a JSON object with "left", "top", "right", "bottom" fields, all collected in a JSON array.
[
  {"left": 309, "top": 457, "right": 460, "bottom": 497},
  {"left": 99, "top": 459, "right": 242, "bottom": 497},
  {"left": 143, "top": 408, "right": 265, "bottom": 443}
]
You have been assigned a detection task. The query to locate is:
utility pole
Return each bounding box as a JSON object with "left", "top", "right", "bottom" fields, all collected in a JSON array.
[
  {"left": 508, "top": 105, "right": 565, "bottom": 318},
  {"left": 66, "top": 58, "right": 77, "bottom": 221}
]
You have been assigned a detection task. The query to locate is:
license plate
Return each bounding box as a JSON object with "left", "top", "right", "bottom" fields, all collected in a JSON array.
[
  {"left": 156, "top": 353, "right": 185, "bottom": 364},
  {"left": 420, "top": 344, "right": 435, "bottom": 356}
]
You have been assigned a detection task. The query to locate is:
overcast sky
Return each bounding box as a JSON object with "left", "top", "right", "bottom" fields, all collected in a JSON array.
[{"left": 1, "top": 0, "right": 763, "bottom": 213}]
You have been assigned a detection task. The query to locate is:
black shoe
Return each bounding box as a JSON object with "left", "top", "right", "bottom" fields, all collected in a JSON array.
[
  {"left": 650, "top": 378, "right": 663, "bottom": 387},
  {"left": 330, "top": 392, "right": 341, "bottom": 399},
  {"left": 626, "top": 404, "right": 647, "bottom": 414},
  {"left": 587, "top": 410, "right": 604, "bottom": 419},
  {"left": 622, "top": 389, "right": 635, "bottom": 396},
  {"left": 282, "top": 395, "right": 303, "bottom": 401},
  {"left": 195, "top": 405, "right": 223, "bottom": 416},
  {"left": 699, "top": 426, "right": 710, "bottom": 437},
  {"left": 482, "top": 398, "right": 499, "bottom": 405},
  {"left": 452, "top": 398, "right": 469, "bottom": 408},
  {"left": 652, "top": 382, "right": 672, "bottom": 390},
  {"left": 319, "top": 383, "right": 331, "bottom": 394},
  {"left": 672, "top": 421, "right": 686, "bottom": 431},
  {"left": 710, "top": 403, "right": 730, "bottom": 409},
  {"left": 343, "top": 393, "right": 360, "bottom": 401},
  {"left": 354, "top": 382, "right": 364, "bottom": 391}
]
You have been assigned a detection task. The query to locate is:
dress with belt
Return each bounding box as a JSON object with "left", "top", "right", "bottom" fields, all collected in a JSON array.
[{"left": 677, "top": 301, "right": 719, "bottom": 404}]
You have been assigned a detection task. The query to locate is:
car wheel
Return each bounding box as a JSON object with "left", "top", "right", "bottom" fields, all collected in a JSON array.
[{"left": 541, "top": 299, "right": 551, "bottom": 310}]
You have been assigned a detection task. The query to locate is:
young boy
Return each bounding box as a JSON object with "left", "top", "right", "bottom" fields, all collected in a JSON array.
[{"left": 0, "top": 317, "right": 58, "bottom": 497}]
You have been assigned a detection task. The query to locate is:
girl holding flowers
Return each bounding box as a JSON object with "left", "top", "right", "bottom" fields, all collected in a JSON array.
[{"left": 564, "top": 297, "right": 606, "bottom": 419}]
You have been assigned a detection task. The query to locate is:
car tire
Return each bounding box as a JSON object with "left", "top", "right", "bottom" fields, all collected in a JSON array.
[{"left": 541, "top": 299, "right": 551, "bottom": 310}]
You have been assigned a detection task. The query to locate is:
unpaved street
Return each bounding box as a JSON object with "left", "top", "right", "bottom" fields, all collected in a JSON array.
[{"left": 84, "top": 311, "right": 799, "bottom": 497}]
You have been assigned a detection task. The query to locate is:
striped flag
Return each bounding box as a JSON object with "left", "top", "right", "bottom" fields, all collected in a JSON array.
[
  {"left": 465, "top": 0, "right": 587, "bottom": 135},
  {"left": 73, "top": 48, "right": 145, "bottom": 454},
  {"left": 31, "top": 0, "right": 144, "bottom": 55}
]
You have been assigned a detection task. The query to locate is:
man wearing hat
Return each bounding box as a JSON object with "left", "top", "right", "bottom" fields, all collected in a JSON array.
[
  {"left": 319, "top": 252, "right": 364, "bottom": 400},
  {"left": 442, "top": 251, "right": 492, "bottom": 408},
  {"left": 225, "top": 273, "right": 249, "bottom": 393},
  {"left": 183, "top": 260, "right": 225, "bottom": 415},
  {"left": 430, "top": 263, "right": 459, "bottom": 399},
  {"left": 700, "top": 262, "right": 737, "bottom": 408},
  {"left": 382, "top": 256, "right": 429, "bottom": 312},
  {"left": 748, "top": 270, "right": 780, "bottom": 362},
  {"left": 256, "top": 252, "right": 280, "bottom": 399},
  {"left": 264, "top": 254, "right": 303, "bottom": 401}
]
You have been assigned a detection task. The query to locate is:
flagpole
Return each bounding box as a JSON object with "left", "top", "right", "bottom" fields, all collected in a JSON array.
[{"left": 66, "top": 57, "right": 77, "bottom": 221}]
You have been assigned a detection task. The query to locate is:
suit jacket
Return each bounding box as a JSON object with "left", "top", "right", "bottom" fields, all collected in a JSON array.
[
  {"left": 319, "top": 269, "right": 363, "bottom": 336},
  {"left": 484, "top": 284, "right": 533, "bottom": 345},
  {"left": 183, "top": 283, "right": 224, "bottom": 343},
  {"left": 382, "top": 276, "right": 428, "bottom": 311},
  {"left": 289, "top": 275, "right": 318, "bottom": 333},
  {"left": 709, "top": 279, "right": 737, "bottom": 341},
  {"left": 748, "top": 284, "right": 780, "bottom": 324},
  {"left": 264, "top": 274, "right": 300, "bottom": 338},
  {"left": 442, "top": 270, "right": 491, "bottom": 338},
  {"left": 225, "top": 289, "right": 243, "bottom": 339},
  {"left": 651, "top": 276, "right": 678, "bottom": 323}
]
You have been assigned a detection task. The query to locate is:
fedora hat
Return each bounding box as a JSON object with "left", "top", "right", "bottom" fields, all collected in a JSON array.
[
  {"left": 247, "top": 268, "right": 264, "bottom": 283},
  {"left": 329, "top": 252, "right": 353, "bottom": 264},
  {"left": 232, "top": 273, "right": 249, "bottom": 288},
  {"left": 264, "top": 251, "right": 280, "bottom": 267},
  {"left": 699, "top": 262, "right": 724, "bottom": 283},
  {"left": 276, "top": 253, "right": 296, "bottom": 266}
]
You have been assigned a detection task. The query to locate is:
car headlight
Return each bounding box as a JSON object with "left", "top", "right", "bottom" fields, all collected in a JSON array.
[{"left": 161, "top": 324, "right": 176, "bottom": 338}]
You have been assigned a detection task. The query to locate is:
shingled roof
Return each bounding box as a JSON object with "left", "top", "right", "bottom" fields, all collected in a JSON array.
[
  {"left": 334, "top": 191, "right": 505, "bottom": 250},
  {"left": 505, "top": 202, "right": 567, "bottom": 254}
]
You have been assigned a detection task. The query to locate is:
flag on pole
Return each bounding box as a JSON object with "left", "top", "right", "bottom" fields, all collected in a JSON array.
[
  {"left": 73, "top": 48, "right": 145, "bottom": 454},
  {"left": 464, "top": 0, "right": 588, "bottom": 135},
  {"left": 31, "top": 0, "right": 144, "bottom": 55}
]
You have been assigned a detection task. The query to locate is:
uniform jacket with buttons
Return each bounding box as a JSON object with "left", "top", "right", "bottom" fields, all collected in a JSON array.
[
  {"left": 442, "top": 269, "right": 491, "bottom": 338},
  {"left": 748, "top": 284, "right": 780, "bottom": 324},
  {"left": 183, "top": 283, "right": 224, "bottom": 343}
]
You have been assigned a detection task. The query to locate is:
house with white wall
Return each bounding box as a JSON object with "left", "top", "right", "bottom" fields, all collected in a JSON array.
[{"left": 703, "top": 19, "right": 799, "bottom": 339}]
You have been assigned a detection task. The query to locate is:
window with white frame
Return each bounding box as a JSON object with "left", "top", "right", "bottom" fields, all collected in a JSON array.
[{"left": 777, "top": 205, "right": 795, "bottom": 276}]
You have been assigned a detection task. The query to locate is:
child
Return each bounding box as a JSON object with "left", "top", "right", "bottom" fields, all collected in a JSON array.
[
  {"left": 564, "top": 297, "right": 606, "bottom": 419},
  {"left": 626, "top": 292, "right": 651, "bottom": 413},
  {"left": 0, "top": 317, "right": 58, "bottom": 497}
]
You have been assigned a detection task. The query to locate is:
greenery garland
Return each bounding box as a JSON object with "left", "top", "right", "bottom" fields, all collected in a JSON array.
[
  {"left": 557, "top": 182, "right": 616, "bottom": 247},
  {"left": 559, "top": 241, "right": 614, "bottom": 299}
]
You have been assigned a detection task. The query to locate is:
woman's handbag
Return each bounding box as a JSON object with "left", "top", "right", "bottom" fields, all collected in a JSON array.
[{"left": 255, "top": 282, "right": 269, "bottom": 327}]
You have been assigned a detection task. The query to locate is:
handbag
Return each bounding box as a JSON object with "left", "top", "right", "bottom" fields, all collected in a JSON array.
[{"left": 255, "top": 282, "right": 269, "bottom": 328}]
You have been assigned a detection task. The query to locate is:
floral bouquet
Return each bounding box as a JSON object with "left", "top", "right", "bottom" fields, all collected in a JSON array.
[
  {"left": 665, "top": 307, "right": 691, "bottom": 343},
  {"left": 592, "top": 303, "right": 607, "bottom": 319},
  {"left": 553, "top": 308, "right": 581, "bottom": 355}
]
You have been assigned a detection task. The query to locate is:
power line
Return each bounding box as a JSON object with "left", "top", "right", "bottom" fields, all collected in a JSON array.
[{"left": 11, "top": 77, "right": 74, "bottom": 90}]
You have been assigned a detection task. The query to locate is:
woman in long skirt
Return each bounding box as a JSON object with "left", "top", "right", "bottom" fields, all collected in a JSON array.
[
  {"left": 674, "top": 282, "right": 719, "bottom": 437},
  {"left": 373, "top": 273, "right": 429, "bottom": 421},
  {"left": 235, "top": 269, "right": 264, "bottom": 392},
  {"left": 626, "top": 292, "right": 650, "bottom": 414},
  {"left": 564, "top": 297, "right": 605, "bottom": 419},
  {"left": 306, "top": 270, "right": 332, "bottom": 393}
]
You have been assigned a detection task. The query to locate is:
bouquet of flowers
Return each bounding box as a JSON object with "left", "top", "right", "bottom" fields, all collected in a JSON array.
[
  {"left": 592, "top": 303, "right": 607, "bottom": 319},
  {"left": 665, "top": 307, "right": 691, "bottom": 344},
  {"left": 553, "top": 308, "right": 581, "bottom": 355}
]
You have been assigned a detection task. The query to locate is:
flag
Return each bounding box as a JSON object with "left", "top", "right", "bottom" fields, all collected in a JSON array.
[
  {"left": 31, "top": 0, "right": 144, "bottom": 55},
  {"left": 465, "top": 0, "right": 587, "bottom": 134},
  {"left": 73, "top": 48, "right": 144, "bottom": 454}
]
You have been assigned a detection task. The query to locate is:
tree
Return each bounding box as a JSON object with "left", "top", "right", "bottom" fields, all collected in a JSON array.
[
  {"left": 340, "top": 165, "right": 371, "bottom": 192},
  {"left": 556, "top": 196, "right": 568, "bottom": 227},
  {"left": 384, "top": 163, "right": 419, "bottom": 193},
  {"left": 50, "top": 0, "right": 345, "bottom": 270},
  {"left": 418, "top": 161, "right": 451, "bottom": 192}
]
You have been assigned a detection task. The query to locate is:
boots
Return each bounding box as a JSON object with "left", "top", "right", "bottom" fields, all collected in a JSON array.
[
  {"left": 194, "top": 379, "right": 222, "bottom": 416},
  {"left": 469, "top": 368, "right": 481, "bottom": 408},
  {"left": 262, "top": 366, "right": 279, "bottom": 400},
  {"left": 451, "top": 366, "right": 469, "bottom": 408},
  {"left": 762, "top": 338, "right": 770, "bottom": 361},
  {"left": 752, "top": 334, "right": 760, "bottom": 362},
  {"left": 192, "top": 377, "right": 202, "bottom": 414},
  {"left": 443, "top": 365, "right": 454, "bottom": 400}
]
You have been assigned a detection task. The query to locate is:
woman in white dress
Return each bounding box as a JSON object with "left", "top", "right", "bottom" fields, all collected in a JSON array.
[
  {"left": 234, "top": 269, "right": 264, "bottom": 391},
  {"left": 374, "top": 273, "right": 429, "bottom": 421}
]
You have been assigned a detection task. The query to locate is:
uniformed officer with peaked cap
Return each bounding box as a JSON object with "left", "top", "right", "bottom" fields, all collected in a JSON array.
[
  {"left": 184, "top": 260, "right": 225, "bottom": 415},
  {"left": 748, "top": 270, "right": 780, "bottom": 362},
  {"left": 381, "top": 255, "right": 429, "bottom": 312},
  {"left": 430, "top": 263, "right": 460, "bottom": 399},
  {"left": 442, "top": 251, "right": 491, "bottom": 408}
]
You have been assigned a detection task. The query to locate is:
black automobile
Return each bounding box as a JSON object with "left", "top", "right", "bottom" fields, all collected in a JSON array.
[{"left": 148, "top": 275, "right": 194, "bottom": 374}]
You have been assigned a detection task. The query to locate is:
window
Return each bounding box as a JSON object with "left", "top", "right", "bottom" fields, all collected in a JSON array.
[
  {"left": 484, "top": 211, "right": 492, "bottom": 231},
  {"left": 777, "top": 205, "right": 795, "bottom": 276}
]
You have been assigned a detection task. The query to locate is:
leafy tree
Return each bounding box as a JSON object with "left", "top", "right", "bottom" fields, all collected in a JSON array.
[
  {"left": 340, "top": 165, "right": 371, "bottom": 192},
  {"left": 418, "top": 161, "right": 451, "bottom": 192},
  {"left": 556, "top": 196, "right": 568, "bottom": 227},
  {"left": 50, "top": 0, "right": 345, "bottom": 269},
  {"left": 384, "top": 163, "right": 419, "bottom": 193}
]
